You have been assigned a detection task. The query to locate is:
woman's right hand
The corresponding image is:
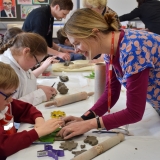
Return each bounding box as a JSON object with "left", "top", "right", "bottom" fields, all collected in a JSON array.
[
  {"left": 38, "top": 85, "right": 57, "bottom": 100},
  {"left": 35, "top": 118, "right": 63, "bottom": 137},
  {"left": 62, "top": 116, "right": 83, "bottom": 125}
]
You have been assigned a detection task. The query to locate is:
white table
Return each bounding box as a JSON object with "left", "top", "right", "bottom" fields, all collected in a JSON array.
[{"left": 7, "top": 71, "right": 160, "bottom": 160}]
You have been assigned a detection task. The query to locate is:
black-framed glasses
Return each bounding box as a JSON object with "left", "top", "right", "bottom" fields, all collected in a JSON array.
[
  {"left": 32, "top": 54, "right": 40, "bottom": 67},
  {"left": 0, "top": 90, "right": 17, "bottom": 100},
  {"left": 3, "top": 2, "right": 12, "bottom": 6}
]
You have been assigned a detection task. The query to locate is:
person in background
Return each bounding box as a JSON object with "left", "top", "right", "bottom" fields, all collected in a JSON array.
[
  {"left": 83, "top": 0, "right": 121, "bottom": 62},
  {"left": 0, "top": 0, "right": 15, "bottom": 18},
  {"left": 56, "top": 28, "right": 86, "bottom": 62},
  {"left": 22, "top": 0, "right": 73, "bottom": 61},
  {"left": 0, "top": 62, "right": 63, "bottom": 160},
  {"left": 2, "top": 27, "right": 59, "bottom": 78},
  {"left": 57, "top": 8, "right": 160, "bottom": 139},
  {"left": 83, "top": 0, "right": 121, "bottom": 29},
  {"left": 119, "top": 0, "right": 160, "bottom": 35},
  {"left": 0, "top": 32, "right": 57, "bottom": 106}
]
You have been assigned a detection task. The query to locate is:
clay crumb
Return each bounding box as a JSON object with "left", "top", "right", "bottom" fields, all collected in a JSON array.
[
  {"left": 80, "top": 144, "right": 86, "bottom": 149},
  {"left": 72, "top": 150, "right": 87, "bottom": 157}
]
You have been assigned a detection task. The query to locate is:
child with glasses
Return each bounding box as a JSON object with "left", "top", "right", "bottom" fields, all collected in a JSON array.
[
  {"left": 0, "top": 32, "right": 57, "bottom": 106},
  {"left": 2, "top": 27, "right": 59, "bottom": 78},
  {"left": 0, "top": 62, "right": 63, "bottom": 160}
]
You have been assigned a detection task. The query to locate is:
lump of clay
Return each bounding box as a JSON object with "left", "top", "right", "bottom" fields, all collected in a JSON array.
[
  {"left": 59, "top": 141, "right": 78, "bottom": 151},
  {"left": 64, "top": 61, "right": 74, "bottom": 66},
  {"left": 59, "top": 76, "right": 69, "bottom": 82},
  {"left": 84, "top": 136, "right": 98, "bottom": 146},
  {"left": 57, "top": 82, "right": 69, "bottom": 94},
  {"left": 80, "top": 144, "right": 86, "bottom": 149},
  {"left": 72, "top": 150, "right": 87, "bottom": 157}
]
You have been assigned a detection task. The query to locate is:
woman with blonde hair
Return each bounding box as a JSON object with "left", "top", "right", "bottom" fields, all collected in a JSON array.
[
  {"left": 83, "top": 0, "right": 121, "bottom": 62},
  {"left": 0, "top": 32, "right": 57, "bottom": 106},
  {"left": 58, "top": 8, "right": 160, "bottom": 139}
]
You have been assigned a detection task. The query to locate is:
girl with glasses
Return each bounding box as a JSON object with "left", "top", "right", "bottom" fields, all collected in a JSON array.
[{"left": 0, "top": 32, "right": 57, "bottom": 106}]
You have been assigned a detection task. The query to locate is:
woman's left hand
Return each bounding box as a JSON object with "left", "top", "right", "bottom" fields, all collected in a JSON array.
[{"left": 57, "top": 119, "right": 96, "bottom": 139}]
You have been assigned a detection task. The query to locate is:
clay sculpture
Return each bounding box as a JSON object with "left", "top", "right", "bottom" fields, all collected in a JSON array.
[
  {"left": 64, "top": 61, "right": 74, "bottom": 66},
  {"left": 72, "top": 150, "right": 87, "bottom": 157},
  {"left": 59, "top": 76, "right": 69, "bottom": 82},
  {"left": 84, "top": 136, "right": 98, "bottom": 146},
  {"left": 59, "top": 141, "right": 78, "bottom": 151},
  {"left": 57, "top": 82, "right": 69, "bottom": 94}
]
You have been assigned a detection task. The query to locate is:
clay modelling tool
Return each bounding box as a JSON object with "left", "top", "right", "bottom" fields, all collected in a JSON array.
[
  {"left": 72, "top": 133, "right": 124, "bottom": 160},
  {"left": 45, "top": 92, "right": 94, "bottom": 107},
  {"left": 51, "top": 82, "right": 56, "bottom": 87}
]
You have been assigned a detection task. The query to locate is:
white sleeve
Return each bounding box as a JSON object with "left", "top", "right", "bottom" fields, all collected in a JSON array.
[{"left": 18, "top": 89, "right": 47, "bottom": 106}]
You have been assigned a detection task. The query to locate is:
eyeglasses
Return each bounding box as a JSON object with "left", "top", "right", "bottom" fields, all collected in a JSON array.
[
  {"left": 3, "top": 2, "right": 12, "bottom": 6},
  {"left": 32, "top": 54, "right": 40, "bottom": 67},
  {"left": 0, "top": 90, "right": 17, "bottom": 100}
]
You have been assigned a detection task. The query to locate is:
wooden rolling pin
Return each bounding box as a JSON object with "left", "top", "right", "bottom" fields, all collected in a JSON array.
[
  {"left": 45, "top": 92, "right": 94, "bottom": 107},
  {"left": 72, "top": 133, "right": 125, "bottom": 160}
]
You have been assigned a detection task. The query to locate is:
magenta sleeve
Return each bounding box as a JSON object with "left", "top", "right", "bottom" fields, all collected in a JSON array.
[{"left": 102, "top": 68, "right": 150, "bottom": 130}]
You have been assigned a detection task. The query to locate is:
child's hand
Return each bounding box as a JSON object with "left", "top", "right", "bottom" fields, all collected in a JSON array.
[
  {"left": 34, "top": 117, "right": 45, "bottom": 128},
  {"left": 41, "top": 56, "right": 59, "bottom": 70},
  {"left": 38, "top": 85, "right": 57, "bottom": 100},
  {"left": 35, "top": 118, "right": 63, "bottom": 137}
]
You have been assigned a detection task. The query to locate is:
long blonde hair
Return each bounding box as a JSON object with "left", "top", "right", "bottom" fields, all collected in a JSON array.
[
  {"left": 83, "top": 0, "right": 107, "bottom": 10},
  {"left": 0, "top": 62, "right": 19, "bottom": 90},
  {"left": 64, "top": 8, "right": 119, "bottom": 39},
  {"left": 0, "top": 32, "right": 47, "bottom": 57}
]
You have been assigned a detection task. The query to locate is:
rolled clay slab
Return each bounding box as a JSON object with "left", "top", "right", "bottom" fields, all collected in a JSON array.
[
  {"left": 94, "top": 63, "right": 106, "bottom": 103},
  {"left": 72, "top": 133, "right": 125, "bottom": 160}
]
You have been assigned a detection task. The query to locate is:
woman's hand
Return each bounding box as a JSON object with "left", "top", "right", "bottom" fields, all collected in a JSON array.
[
  {"left": 35, "top": 118, "right": 63, "bottom": 137},
  {"left": 38, "top": 85, "right": 57, "bottom": 100},
  {"left": 62, "top": 116, "right": 83, "bottom": 125},
  {"left": 57, "top": 118, "right": 97, "bottom": 139}
]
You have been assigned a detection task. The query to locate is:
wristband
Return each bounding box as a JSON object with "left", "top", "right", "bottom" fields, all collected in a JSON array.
[
  {"left": 96, "top": 116, "right": 102, "bottom": 130},
  {"left": 81, "top": 110, "right": 96, "bottom": 120}
]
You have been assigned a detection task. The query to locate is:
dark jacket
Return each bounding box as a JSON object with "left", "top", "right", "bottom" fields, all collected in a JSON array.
[
  {"left": 119, "top": 0, "right": 160, "bottom": 34},
  {"left": 22, "top": 5, "right": 54, "bottom": 47},
  {"left": 1, "top": 7, "right": 15, "bottom": 17}
]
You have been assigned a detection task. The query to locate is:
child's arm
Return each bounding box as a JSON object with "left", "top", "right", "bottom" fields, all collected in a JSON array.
[
  {"left": 0, "top": 119, "right": 63, "bottom": 158},
  {"left": 32, "top": 56, "right": 59, "bottom": 78}
]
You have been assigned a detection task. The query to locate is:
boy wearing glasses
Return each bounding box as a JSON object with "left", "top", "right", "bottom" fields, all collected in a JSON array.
[
  {"left": 0, "top": 62, "right": 63, "bottom": 160},
  {"left": 0, "top": 0, "right": 16, "bottom": 18}
]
